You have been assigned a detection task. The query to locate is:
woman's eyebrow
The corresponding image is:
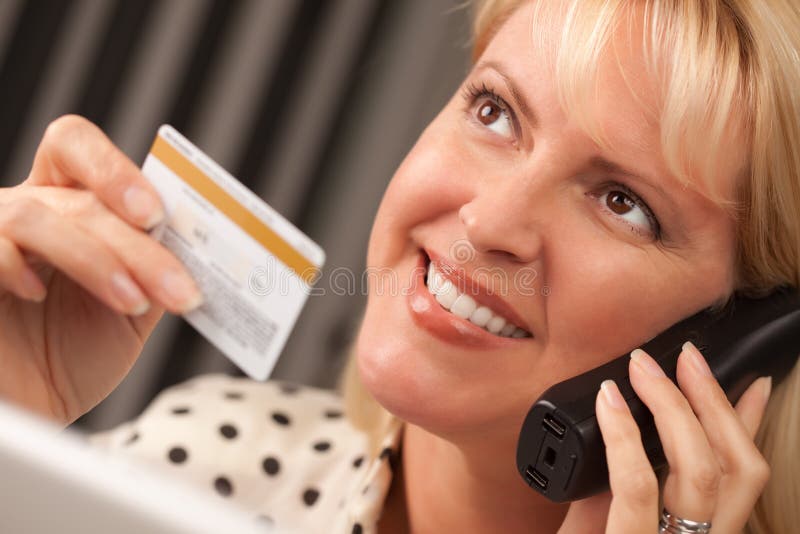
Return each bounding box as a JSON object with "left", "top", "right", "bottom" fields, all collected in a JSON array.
[
  {"left": 588, "top": 156, "right": 676, "bottom": 209},
  {"left": 473, "top": 60, "right": 539, "bottom": 128}
]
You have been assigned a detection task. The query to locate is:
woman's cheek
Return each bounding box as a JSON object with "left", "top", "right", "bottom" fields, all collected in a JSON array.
[
  {"left": 541, "top": 235, "right": 661, "bottom": 360},
  {"left": 388, "top": 126, "right": 477, "bottom": 210}
]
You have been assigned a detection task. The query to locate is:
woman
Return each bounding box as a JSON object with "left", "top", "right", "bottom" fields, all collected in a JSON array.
[{"left": 0, "top": 0, "right": 797, "bottom": 532}]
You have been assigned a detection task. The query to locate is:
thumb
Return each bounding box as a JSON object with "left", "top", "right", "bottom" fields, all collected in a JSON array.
[{"left": 557, "top": 491, "right": 612, "bottom": 534}]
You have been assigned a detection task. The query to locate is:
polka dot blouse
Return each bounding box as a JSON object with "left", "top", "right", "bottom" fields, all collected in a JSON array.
[{"left": 88, "top": 374, "right": 403, "bottom": 534}]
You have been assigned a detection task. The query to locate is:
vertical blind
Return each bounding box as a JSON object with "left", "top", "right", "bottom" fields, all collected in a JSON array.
[{"left": 0, "top": 0, "right": 472, "bottom": 431}]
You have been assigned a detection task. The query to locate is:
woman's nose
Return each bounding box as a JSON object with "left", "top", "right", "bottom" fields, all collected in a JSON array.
[{"left": 457, "top": 190, "right": 544, "bottom": 264}]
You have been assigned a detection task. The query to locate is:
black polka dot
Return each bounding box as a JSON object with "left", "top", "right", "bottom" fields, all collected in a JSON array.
[
  {"left": 214, "top": 476, "right": 233, "bottom": 497},
  {"left": 271, "top": 412, "right": 291, "bottom": 426},
  {"left": 262, "top": 457, "right": 280, "bottom": 476},
  {"left": 224, "top": 391, "right": 244, "bottom": 400},
  {"left": 168, "top": 446, "right": 188, "bottom": 464},
  {"left": 302, "top": 488, "right": 320, "bottom": 506},
  {"left": 124, "top": 432, "right": 139, "bottom": 446},
  {"left": 171, "top": 406, "right": 191, "bottom": 415},
  {"left": 352, "top": 524, "right": 363, "bottom": 534},
  {"left": 279, "top": 383, "right": 300, "bottom": 395},
  {"left": 352, "top": 456, "right": 364, "bottom": 469},
  {"left": 219, "top": 423, "right": 238, "bottom": 439},
  {"left": 312, "top": 440, "right": 331, "bottom": 452},
  {"left": 324, "top": 409, "right": 343, "bottom": 419}
]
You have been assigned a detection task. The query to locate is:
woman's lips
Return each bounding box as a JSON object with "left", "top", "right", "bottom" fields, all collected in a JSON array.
[
  {"left": 425, "top": 248, "right": 534, "bottom": 335},
  {"left": 405, "top": 250, "right": 533, "bottom": 349}
]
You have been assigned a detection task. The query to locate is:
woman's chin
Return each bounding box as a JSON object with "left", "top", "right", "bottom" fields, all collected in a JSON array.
[{"left": 354, "top": 326, "right": 500, "bottom": 435}]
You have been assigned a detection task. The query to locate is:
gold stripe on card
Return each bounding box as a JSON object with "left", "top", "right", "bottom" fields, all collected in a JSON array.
[{"left": 150, "top": 135, "right": 319, "bottom": 285}]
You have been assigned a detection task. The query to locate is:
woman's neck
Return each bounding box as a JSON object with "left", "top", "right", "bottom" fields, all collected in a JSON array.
[{"left": 378, "top": 422, "right": 569, "bottom": 533}]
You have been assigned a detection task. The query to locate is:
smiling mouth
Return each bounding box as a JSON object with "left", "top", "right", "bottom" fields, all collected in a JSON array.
[{"left": 423, "top": 258, "right": 533, "bottom": 339}]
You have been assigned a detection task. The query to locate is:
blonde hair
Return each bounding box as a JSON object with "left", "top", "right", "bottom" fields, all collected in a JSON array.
[{"left": 342, "top": 1, "right": 800, "bottom": 532}]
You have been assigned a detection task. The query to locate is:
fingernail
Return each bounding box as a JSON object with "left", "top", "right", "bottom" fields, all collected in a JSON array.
[
  {"left": 21, "top": 268, "right": 46, "bottom": 302},
  {"left": 111, "top": 272, "right": 150, "bottom": 315},
  {"left": 630, "top": 348, "right": 666, "bottom": 378},
  {"left": 761, "top": 376, "right": 772, "bottom": 402},
  {"left": 683, "top": 341, "right": 712, "bottom": 377},
  {"left": 601, "top": 380, "right": 626, "bottom": 410},
  {"left": 124, "top": 186, "right": 164, "bottom": 229},
  {"left": 162, "top": 269, "right": 203, "bottom": 312}
]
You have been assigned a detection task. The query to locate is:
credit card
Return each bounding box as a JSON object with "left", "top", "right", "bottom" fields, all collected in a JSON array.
[{"left": 140, "top": 125, "right": 325, "bottom": 380}]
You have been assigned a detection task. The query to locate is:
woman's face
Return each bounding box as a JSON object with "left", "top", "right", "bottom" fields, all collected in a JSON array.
[{"left": 355, "top": 2, "right": 745, "bottom": 444}]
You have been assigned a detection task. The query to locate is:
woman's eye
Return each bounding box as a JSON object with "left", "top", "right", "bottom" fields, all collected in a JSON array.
[
  {"left": 597, "top": 187, "right": 660, "bottom": 238},
  {"left": 475, "top": 99, "right": 513, "bottom": 138},
  {"left": 462, "top": 82, "right": 515, "bottom": 140}
]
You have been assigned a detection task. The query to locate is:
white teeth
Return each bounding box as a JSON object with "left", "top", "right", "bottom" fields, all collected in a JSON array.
[
  {"left": 469, "top": 306, "right": 492, "bottom": 327},
  {"left": 499, "top": 323, "right": 516, "bottom": 337},
  {"left": 425, "top": 261, "right": 531, "bottom": 338},
  {"left": 485, "top": 316, "right": 506, "bottom": 334},
  {"left": 450, "top": 294, "right": 477, "bottom": 319},
  {"left": 434, "top": 278, "right": 459, "bottom": 308}
]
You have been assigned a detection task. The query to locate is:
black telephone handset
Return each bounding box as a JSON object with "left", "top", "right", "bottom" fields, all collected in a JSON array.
[{"left": 516, "top": 287, "right": 800, "bottom": 502}]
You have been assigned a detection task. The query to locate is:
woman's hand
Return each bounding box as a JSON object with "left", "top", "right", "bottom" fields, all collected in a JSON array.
[
  {"left": 0, "top": 115, "right": 202, "bottom": 426},
  {"left": 557, "top": 341, "right": 772, "bottom": 534}
]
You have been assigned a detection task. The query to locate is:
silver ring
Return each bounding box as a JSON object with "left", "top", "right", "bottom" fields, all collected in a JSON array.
[{"left": 658, "top": 508, "right": 712, "bottom": 533}]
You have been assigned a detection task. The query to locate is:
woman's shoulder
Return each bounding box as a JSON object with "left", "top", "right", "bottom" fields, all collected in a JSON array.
[{"left": 88, "top": 374, "right": 374, "bottom": 529}]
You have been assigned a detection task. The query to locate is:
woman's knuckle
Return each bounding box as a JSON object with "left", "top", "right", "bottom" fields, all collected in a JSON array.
[
  {"left": 0, "top": 197, "right": 45, "bottom": 230},
  {"left": 70, "top": 246, "right": 104, "bottom": 274},
  {"left": 87, "top": 147, "right": 133, "bottom": 198},
  {"left": 688, "top": 462, "right": 721, "bottom": 497},
  {"left": 742, "top": 455, "right": 771, "bottom": 488},
  {"left": 104, "top": 154, "right": 131, "bottom": 187},
  {"left": 43, "top": 114, "right": 89, "bottom": 144},
  {"left": 69, "top": 190, "right": 104, "bottom": 216},
  {"left": 617, "top": 468, "right": 658, "bottom": 504},
  {"left": 726, "top": 444, "right": 771, "bottom": 483}
]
